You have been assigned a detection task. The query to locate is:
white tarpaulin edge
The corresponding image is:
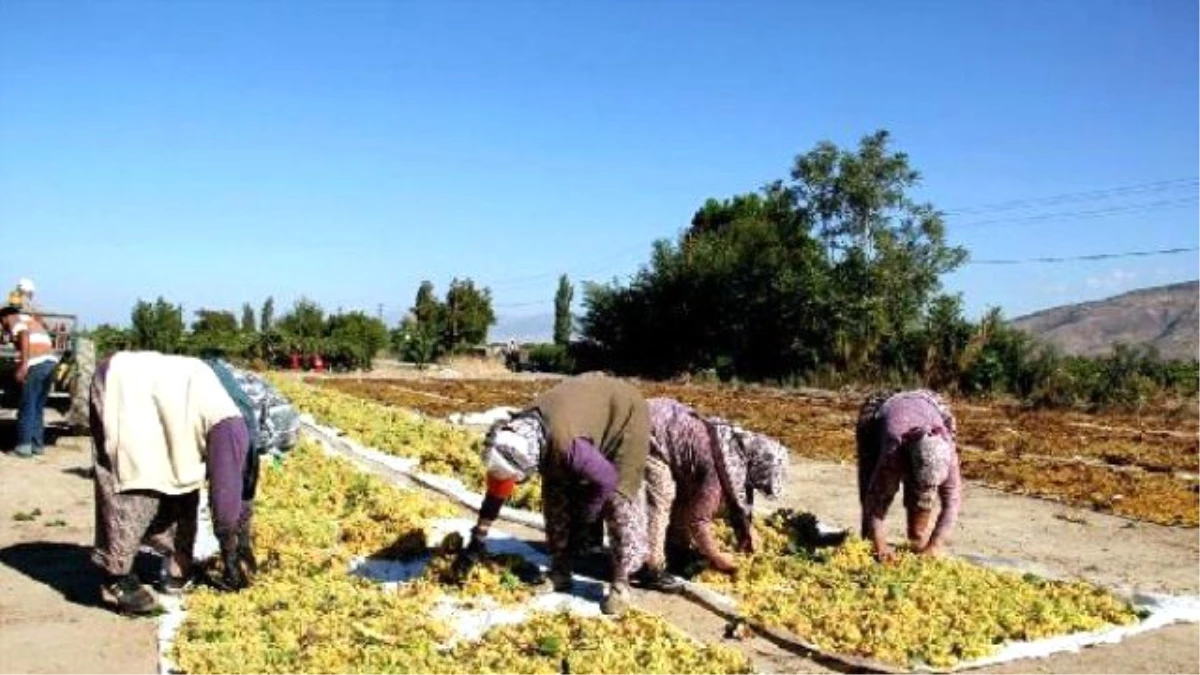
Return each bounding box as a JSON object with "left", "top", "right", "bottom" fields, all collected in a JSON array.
[{"left": 300, "top": 418, "right": 547, "bottom": 530}]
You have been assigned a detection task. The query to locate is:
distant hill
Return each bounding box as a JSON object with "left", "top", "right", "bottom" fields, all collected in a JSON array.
[
  {"left": 491, "top": 312, "right": 553, "bottom": 343},
  {"left": 1010, "top": 281, "right": 1199, "bottom": 361}
]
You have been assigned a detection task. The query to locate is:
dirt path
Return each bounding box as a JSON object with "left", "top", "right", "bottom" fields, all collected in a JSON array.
[{"left": 0, "top": 434, "right": 157, "bottom": 674}]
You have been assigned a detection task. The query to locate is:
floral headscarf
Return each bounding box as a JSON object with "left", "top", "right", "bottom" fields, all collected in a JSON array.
[
  {"left": 481, "top": 414, "right": 547, "bottom": 483},
  {"left": 908, "top": 431, "right": 952, "bottom": 510},
  {"left": 708, "top": 417, "right": 790, "bottom": 512}
]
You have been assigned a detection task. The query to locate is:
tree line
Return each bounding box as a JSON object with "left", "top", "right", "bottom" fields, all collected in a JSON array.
[
  {"left": 83, "top": 276, "right": 508, "bottom": 372},
  {"left": 573, "top": 130, "right": 1198, "bottom": 410},
  {"left": 88, "top": 296, "right": 390, "bottom": 371}
]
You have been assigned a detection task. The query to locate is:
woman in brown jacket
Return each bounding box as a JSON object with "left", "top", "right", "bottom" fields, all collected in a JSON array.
[{"left": 454, "top": 373, "right": 651, "bottom": 615}]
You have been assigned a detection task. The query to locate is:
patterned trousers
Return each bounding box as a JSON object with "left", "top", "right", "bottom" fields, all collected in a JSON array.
[
  {"left": 90, "top": 404, "right": 198, "bottom": 577},
  {"left": 644, "top": 455, "right": 679, "bottom": 570},
  {"left": 542, "top": 475, "right": 648, "bottom": 585}
]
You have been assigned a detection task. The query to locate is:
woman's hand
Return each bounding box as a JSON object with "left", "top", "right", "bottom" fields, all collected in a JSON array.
[
  {"left": 737, "top": 526, "right": 760, "bottom": 554},
  {"left": 709, "top": 551, "right": 738, "bottom": 574},
  {"left": 873, "top": 542, "right": 896, "bottom": 563},
  {"left": 917, "top": 541, "right": 943, "bottom": 558}
]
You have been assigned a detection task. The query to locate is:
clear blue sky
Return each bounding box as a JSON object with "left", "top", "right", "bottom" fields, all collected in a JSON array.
[{"left": 1, "top": 0, "right": 1196, "bottom": 332}]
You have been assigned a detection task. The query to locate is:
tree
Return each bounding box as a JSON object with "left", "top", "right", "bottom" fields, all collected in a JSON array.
[
  {"left": 579, "top": 130, "right": 967, "bottom": 382},
  {"left": 442, "top": 278, "right": 496, "bottom": 350},
  {"left": 277, "top": 298, "right": 327, "bottom": 356},
  {"left": 392, "top": 313, "right": 439, "bottom": 368},
  {"left": 190, "top": 309, "right": 244, "bottom": 357},
  {"left": 192, "top": 309, "right": 239, "bottom": 335},
  {"left": 413, "top": 281, "right": 443, "bottom": 329},
  {"left": 326, "top": 311, "right": 388, "bottom": 370},
  {"left": 791, "top": 130, "right": 967, "bottom": 373},
  {"left": 260, "top": 296, "right": 275, "bottom": 334},
  {"left": 554, "top": 274, "right": 574, "bottom": 346},
  {"left": 130, "top": 297, "right": 184, "bottom": 353},
  {"left": 88, "top": 324, "right": 131, "bottom": 359},
  {"left": 241, "top": 303, "right": 256, "bottom": 334}
]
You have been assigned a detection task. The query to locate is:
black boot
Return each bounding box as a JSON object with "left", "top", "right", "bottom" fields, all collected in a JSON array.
[
  {"left": 634, "top": 566, "right": 685, "bottom": 594},
  {"left": 102, "top": 574, "right": 161, "bottom": 616}
]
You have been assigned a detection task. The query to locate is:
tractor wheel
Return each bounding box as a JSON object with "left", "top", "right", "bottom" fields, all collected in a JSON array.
[{"left": 66, "top": 337, "right": 95, "bottom": 433}]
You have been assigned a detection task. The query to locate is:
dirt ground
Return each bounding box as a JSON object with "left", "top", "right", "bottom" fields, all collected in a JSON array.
[
  {"left": 0, "top": 433, "right": 158, "bottom": 675},
  {"left": 1, "top": 419, "right": 1196, "bottom": 674}
]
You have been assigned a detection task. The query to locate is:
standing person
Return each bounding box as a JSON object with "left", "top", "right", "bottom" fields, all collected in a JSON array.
[
  {"left": 641, "top": 398, "right": 789, "bottom": 586},
  {"left": 89, "top": 351, "right": 259, "bottom": 615},
  {"left": 7, "top": 278, "right": 36, "bottom": 311},
  {"left": 856, "top": 389, "right": 962, "bottom": 561},
  {"left": 1, "top": 305, "right": 59, "bottom": 457},
  {"left": 453, "top": 373, "right": 651, "bottom": 615}
]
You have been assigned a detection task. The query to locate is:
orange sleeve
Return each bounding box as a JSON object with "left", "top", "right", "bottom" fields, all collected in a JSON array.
[{"left": 486, "top": 476, "right": 516, "bottom": 499}]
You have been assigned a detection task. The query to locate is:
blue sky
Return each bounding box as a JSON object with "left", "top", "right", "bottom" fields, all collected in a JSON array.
[{"left": 1, "top": 0, "right": 1196, "bottom": 334}]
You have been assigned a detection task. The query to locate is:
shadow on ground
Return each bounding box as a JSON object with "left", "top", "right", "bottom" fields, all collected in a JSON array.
[
  {"left": 0, "top": 542, "right": 160, "bottom": 611},
  {"left": 0, "top": 419, "right": 73, "bottom": 452},
  {"left": 0, "top": 542, "right": 105, "bottom": 608}
]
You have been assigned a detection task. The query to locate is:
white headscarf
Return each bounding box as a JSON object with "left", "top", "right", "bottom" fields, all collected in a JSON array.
[
  {"left": 481, "top": 415, "right": 547, "bottom": 483},
  {"left": 910, "top": 432, "right": 952, "bottom": 510}
]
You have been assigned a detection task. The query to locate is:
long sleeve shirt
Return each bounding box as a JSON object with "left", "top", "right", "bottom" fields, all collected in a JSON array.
[
  {"left": 861, "top": 391, "right": 963, "bottom": 544},
  {"left": 648, "top": 398, "right": 734, "bottom": 564}
]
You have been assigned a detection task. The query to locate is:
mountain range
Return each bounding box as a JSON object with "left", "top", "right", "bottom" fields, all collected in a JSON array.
[{"left": 1010, "top": 280, "right": 1198, "bottom": 361}]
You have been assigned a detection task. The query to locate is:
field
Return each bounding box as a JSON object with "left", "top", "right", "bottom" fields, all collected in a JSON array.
[
  {"left": 1, "top": 378, "right": 1195, "bottom": 675},
  {"left": 314, "top": 376, "right": 1200, "bottom": 527}
]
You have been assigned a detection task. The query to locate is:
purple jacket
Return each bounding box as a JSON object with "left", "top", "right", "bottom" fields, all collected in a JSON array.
[{"left": 862, "top": 391, "right": 963, "bottom": 544}]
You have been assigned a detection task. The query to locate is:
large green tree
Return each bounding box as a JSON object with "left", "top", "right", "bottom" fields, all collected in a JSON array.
[
  {"left": 580, "top": 130, "right": 967, "bottom": 382},
  {"left": 190, "top": 309, "right": 244, "bottom": 357},
  {"left": 277, "top": 298, "right": 327, "bottom": 355},
  {"left": 241, "top": 303, "right": 257, "bottom": 334},
  {"left": 326, "top": 311, "right": 388, "bottom": 370},
  {"left": 260, "top": 296, "right": 275, "bottom": 333}
]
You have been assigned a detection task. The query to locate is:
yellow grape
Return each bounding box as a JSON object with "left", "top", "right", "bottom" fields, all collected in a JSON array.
[
  {"left": 270, "top": 376, "right": 542, "bottom": 510},
  {"left": 696, "top": 511, "right": 1140, "bottom": 668}
]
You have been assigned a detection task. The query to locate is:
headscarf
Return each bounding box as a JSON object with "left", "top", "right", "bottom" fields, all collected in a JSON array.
[
  {"left": 906, "top": 429, "right": 953, "bottom": 510},
  {"left": 742, "top": 431, "right": 789, "bottom": 499},
  {"left": 481, "top": 414, "right": 547, "bottom": 483},
  {"left": 708, "top": 417, "right": 790, "bottom": 512}
]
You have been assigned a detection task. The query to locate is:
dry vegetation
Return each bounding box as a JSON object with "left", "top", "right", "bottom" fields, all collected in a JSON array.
[{"left": 315, "top": 377, "right": 1199, "bottom": 527}]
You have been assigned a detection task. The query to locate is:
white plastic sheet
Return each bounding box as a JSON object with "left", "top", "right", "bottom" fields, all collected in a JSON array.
[{"left": 301, "top": 420, "right": 547, "bottom": 530}]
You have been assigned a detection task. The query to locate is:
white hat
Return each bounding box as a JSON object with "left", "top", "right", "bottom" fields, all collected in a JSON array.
[{"left": 16, "top": 278, "right": 34, "bottom": 293}]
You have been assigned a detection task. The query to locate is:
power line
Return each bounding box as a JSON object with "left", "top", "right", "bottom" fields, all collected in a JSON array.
[
  {"left": 943, "top": 177, "right": 1199, "bottom": 215},
  {"left": 953, "top": 196, "right": 1198, "bottom": 229},
  {"left": 493, "top": 299, "right": 553, "bottom": 309},
  {"left": 967, "top": 246, "right": 1199, "bottom": 266}
]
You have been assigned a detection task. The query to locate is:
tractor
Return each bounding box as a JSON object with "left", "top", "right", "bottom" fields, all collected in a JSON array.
[{"left": 0, "top": 310, "right": 94, "bottom": 433}]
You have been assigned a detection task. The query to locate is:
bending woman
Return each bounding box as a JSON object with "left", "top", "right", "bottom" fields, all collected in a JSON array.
[
  {"left": 643, "top": 398, "right": 789, "bottom": 584},
  {"left": 856, "top": 389, "right": 962, "bottom": 561},
  {"left": 454, "top": 373, "right": 651, "bottom": 615},
  {"left": 90, "top": 351, "right": 260, "bottom": 615}
]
